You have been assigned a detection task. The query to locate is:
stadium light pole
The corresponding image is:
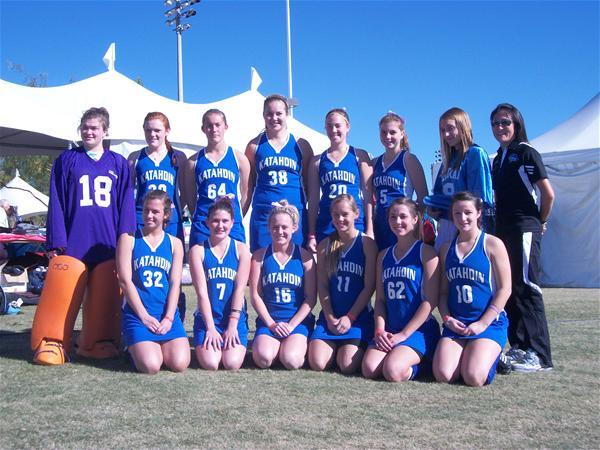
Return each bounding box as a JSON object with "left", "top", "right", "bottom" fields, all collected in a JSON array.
[
  {"left": 285, "top": 0, "right": 297, "bottom": 117},
  {"left": 164, "top": 0, "right": 199, "bottom": 102}
]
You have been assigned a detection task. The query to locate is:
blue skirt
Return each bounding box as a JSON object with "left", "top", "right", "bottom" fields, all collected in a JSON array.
[
  {"left": 193, "top": 312, "right": 249, "bottom": 347},
  {"left": 442, "top": 312, "right": 508, "bottom": 349},
  {"left": 310, "top": 311, "right": 374, "bottom": 343},
  {"left": 255, "top": 314, "right": 315, "bottom": 339},
  {"left": 122, "top": 309, "right": 187, "bottom": 346},
  {"left": 370, "top": 317, "right": 441, "bottom": 361}
]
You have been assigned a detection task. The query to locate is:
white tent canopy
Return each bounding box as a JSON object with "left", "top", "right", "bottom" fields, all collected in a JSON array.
[
  {"left": 530, "top": 94, "right": 600, "bottom": 288},
  {"left": 0, "top": 169, "right": 49, "bottom": 218},
  {"left": 0, "top": 65, "right": 329, "bottom": 157}
]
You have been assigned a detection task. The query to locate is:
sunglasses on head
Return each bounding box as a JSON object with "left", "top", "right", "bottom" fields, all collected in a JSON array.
[{"left": 492, "top": 119, "right": 512, "bottom": 127}]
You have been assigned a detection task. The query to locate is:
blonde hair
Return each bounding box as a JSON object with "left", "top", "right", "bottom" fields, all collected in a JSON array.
[
  {"left": 326, "top": 194, "right": 359, "bottom": 277},
  {"left": 379, "top": 112, "right": 409, "bottom": 150},
  {"left": 267, "top": 199, "right": 299, "bottom": 227},
  {"left": 439, "top": 107, "right": 474, "bottom": 174}
]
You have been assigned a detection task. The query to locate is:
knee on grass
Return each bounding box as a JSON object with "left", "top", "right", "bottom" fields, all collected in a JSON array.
[
  {"left": 433, "top": 365, "right": 458, "bottom": 384},
  {"left": 461, "top": 366, "right": 489, "bottom": 387},
  {"left": 279, "top": 350, "right": 305, "bottom": 370},
  {"left": 383, "top": 362, "right": 412, "bottom": 382}
]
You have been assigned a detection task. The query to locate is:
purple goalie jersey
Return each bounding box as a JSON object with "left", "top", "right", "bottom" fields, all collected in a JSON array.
[{"left": 47, "top": 147, "right": 136, "bottom": 266}]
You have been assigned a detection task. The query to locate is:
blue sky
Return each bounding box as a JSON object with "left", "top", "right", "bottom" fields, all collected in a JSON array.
[{"left": 1, "top": 0, "right": 598, "bottom": 181}]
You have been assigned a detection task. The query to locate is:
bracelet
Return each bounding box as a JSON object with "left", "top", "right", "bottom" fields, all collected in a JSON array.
[
  {"left": 488, "top": 304, "right": 501, "bottom": 315},
  {"left": 443, "top": 315, "right": 451, "bottom": 324},
  {"left": 346, "top": 312, "right": 357, "bottom": 323},
  {"left": 308, "top": 234, "right": 316, "bottom": 240},
  {"left": 230, "top": 308, "right": 242, "bottom": 314},
  {"left": 228, "top": 314, "right": 240, "bottom": 320}
]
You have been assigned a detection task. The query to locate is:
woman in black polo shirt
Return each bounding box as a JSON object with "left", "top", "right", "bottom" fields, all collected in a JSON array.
[{"left": 490, "top": 103, "right": 555, "bottom": 372}]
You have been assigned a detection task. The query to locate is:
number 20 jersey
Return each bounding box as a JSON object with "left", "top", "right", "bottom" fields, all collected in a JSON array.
[
  {"left": 47, "top": 147, "right": 135, "bottom": 266},
  {"left": 381, "top": 241, "right": 424, "bottom": 332},
  {"left": 445, "top": 231, "right": 494, "bottom": 324}
]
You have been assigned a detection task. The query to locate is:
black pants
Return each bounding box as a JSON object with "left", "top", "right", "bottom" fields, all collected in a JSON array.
[{"left": 496, "top": 226, "right": 553, "bottom": 367}]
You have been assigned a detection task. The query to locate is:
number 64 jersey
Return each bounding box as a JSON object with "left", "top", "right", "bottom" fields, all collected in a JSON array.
[{"left": 47, "top": 147, "right": 135, "bottom": 266}]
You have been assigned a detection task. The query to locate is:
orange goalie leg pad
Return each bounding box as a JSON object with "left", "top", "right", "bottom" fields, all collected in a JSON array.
[
  {"left": 76, "top": 259, "right": 122, "bottom": 359},
  {"left": 31, "top": 256, "right": 88, "bottom": 363}
]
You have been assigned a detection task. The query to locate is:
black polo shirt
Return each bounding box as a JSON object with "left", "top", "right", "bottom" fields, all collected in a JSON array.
[{"left": 492, "top": 141, "right": 547, "bottom": 231}]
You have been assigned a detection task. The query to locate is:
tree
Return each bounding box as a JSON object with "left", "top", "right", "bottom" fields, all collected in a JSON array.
[{"left": 0, "top": 156, "right": 55, "bottom": 195}]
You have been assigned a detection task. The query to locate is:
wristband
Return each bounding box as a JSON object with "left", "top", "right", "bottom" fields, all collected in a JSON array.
[
  {"left": 443, "top": 315, "right": 451, "bottom": 324},
  {"left": 346, "top": 312, "right": 357, "bottom": 323},
  {"left": 308, "top": 234, "right": 316, "bottom": 240},
  {"left": 229, "top": 314, "right": 240, "bottom": 320},
  {"left": 230, "top": 308, "right": 242, "bottom": 314},
  {"left": 488, "top": 304, "right": 501, "bottom": 315}
]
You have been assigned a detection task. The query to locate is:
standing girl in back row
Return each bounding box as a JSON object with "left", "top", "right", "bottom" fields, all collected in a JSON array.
[{"left": 372, "top": 113, "right": 428, "bottom": 250}]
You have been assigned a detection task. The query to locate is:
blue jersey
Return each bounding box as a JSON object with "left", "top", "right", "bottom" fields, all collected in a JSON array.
[
  {"left": 134, "top": 148, "right": 182, "bottom": 231},
  {"left": 191, "top": 147, "right": 245, "bottom": 243},
  {"left": 47, "top": 147, "right": 135, "bottom": 266},
  {"left": 200, "top": 238, "right": 246, "bottom": 327},
  {"left": 252, "top": 133, "right": 306, "bottom": 210},
  {"left": 372, "top": 151, "right": 414, "bottom": 249},
  {"left": 445, "top": 231, "right": 494, "bottom": 324},
  {"left": 433, "top": 145, "right": 494, "bottom": 214},
  {"left": 328, "top": 233, "right": 371, "bottom": 321},
  {"left": 382, "top": 241, "right": 424, "bottom": 333},
  {"left": 260, "top": 244, "right": 304, "bottom": 323},
  {"left": 316, "top": 147, "right": 365, "bottom": 241},
  {"left": 125, "top": 231, "right": 173, "bottom": 317}
]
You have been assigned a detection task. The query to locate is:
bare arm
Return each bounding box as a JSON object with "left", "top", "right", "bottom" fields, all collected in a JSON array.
[
  {"left": 127, "top": 150, "right": 140, "bottom": 189},
  {"left": 307, "top": 156, "right": 321, "bottom": 251},
  {"left": 235, "top": 150, "right": 251, "bottom": 218},
  {"left": 537, "top": 178, "right": 555, "bottom": 225},
  {"left": 249, "top": 248, "right": 275, "bottom": 327},
  {"left": 298, "top": 138, "right": 315, "bottom": 205},
  {"left": 185, "top": 155, "right": 198, "bottom": 216},
  {"left": 316, "top": 239, "right": 335, "bottom": 322},
  {"left": 405, "top": 153, "right": 428, "bottom": 208},
  {"left": 188, "top": 244, "right": 216, "bottom": 330},
  {"left": 357, "top": 148, "right": 374, "bottom": 237},
  {"left": 288, "top": 248, "right": 317, "bottom": 329},
  {"left": 243, "top": 139, "right": 258, "bottom": 216},
  {"left": 157, "top": 236, "right": 184, "bottom": 333},
  {"left": 373, "top": 250, "right": 387, "bottom": 333}
]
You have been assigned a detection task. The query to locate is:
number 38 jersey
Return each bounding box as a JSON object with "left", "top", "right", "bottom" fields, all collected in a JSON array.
[
  {"left": 47, "top": 147, "right": 135, "bottom": 266},
  {"left": 191, "top": 146, "right": 245, "bottom": 243},
  {"left": 260, "top": 244, "right": 304, "bottom": 323},
  {"left": 445, "top": 231, "right": 494, "bottom": 324},
  {"left": 252, "top": 132, "right": 305, "bottom": 209},
  {"left": 125, "top": 231, "right": 172, "bottom": 317},
  {"left": 382, "top": 240, "right": 424, "bottom": 333}
]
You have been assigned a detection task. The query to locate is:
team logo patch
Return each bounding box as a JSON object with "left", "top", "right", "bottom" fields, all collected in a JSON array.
[{"left": 508, "top": 154, "right": 519, "bottom": 163}]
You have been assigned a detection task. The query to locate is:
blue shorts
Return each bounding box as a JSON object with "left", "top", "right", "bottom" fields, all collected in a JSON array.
[
  {"left": 122, "top": 310, "right": 187, "bottom": 346},
  {"left": 310, "top": 311, "right": 374, "bottom": 343},
  {"left": 442, "top": 312, "right": 508, "bottom": 349},
  {"left": 370, "top": 317, "right": 441, "bottom": 361},
  {"left": 193, "top": 312, "right": 249, "bottom": 348},
  {"left": 255, "top": 314, "right": 315, "bottom": 339},
  {"left": 249, "top": 206, "right": 307, "bottom": 252}
]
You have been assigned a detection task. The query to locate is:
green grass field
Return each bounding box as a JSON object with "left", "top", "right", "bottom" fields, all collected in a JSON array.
[{"left": 1, "top": 288, "right": 599, "bottom": 449}]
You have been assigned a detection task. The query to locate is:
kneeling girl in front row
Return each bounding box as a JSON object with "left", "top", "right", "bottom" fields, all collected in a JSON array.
[
  {"left": 190, "top": 197, "right": 251, "bottom": 370},
  {"left": 362, "top": 198, "right": 440, "bottom": 382},
  {"left": 117, "top": 190, "right": 190, "bottom": 374},
  {"left": 250, "top": 201, "right": 317, "bottom": 370},
  {"left": 308, "top": 194, "right": 377, "bottom": 374},
  {"left": 433, "top": 191, "right": 511, "bottom": 387}
]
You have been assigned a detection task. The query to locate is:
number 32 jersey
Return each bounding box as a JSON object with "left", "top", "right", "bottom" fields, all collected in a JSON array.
[{"left": 47, "top": 147, "right": 135, "bottom": 266}]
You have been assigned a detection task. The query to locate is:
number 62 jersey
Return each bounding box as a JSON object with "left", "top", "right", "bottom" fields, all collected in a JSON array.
[{"left": 47, "top": 147, "right": 135, "bottom": 266}]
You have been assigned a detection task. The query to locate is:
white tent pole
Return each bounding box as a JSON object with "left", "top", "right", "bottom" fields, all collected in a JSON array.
[{"left": 286, "top": 0, "right": 294, "bottom": 117}]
